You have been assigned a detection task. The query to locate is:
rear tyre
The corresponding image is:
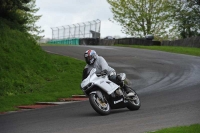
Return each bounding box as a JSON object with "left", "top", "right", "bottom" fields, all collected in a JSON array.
[
  {"left": 126, "top": 89, "right": 141, "bottom": 110},
  {"left": 89, "top": 93, "right": 110, "bottom": 115}
]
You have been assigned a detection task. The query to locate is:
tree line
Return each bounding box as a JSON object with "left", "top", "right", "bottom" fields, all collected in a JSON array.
[
  {"left": 1, "top": 0, "right": 199, "bottom": 41},
  {"left": 0, "top": 0, "right": 43, "bottom": 39},
  {"left": 107, "top": 0, "right": 200, "bottom": 40}
]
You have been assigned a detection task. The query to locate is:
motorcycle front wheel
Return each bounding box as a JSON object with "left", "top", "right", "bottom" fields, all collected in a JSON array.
[
  {"left": 126, "top": 89, "right": 141, "bottom": 110},
  {"left": 89, "top": 93, "right": 110, "bottom": 115}
]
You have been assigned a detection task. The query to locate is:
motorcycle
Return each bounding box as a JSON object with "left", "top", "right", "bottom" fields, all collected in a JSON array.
[{"left": 80, "top": 68, "right": 141, "bottom": 115}]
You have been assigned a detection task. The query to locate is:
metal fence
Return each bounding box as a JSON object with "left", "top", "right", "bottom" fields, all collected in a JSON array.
[{"left": 51, "top": 19, "right": 101, "bottom": 40}]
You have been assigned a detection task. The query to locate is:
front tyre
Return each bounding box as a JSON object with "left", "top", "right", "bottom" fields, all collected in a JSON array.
[
  {"left": 127, "top": 90, "right": 141, "bottom": 110},
  {"left": 89, "top": 93, "right": 110, "bottom": 115}
]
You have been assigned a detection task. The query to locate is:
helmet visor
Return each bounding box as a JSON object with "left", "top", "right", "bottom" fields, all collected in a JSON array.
[{"left": 84, "top": 54, "right": 91, "bottom": 64}]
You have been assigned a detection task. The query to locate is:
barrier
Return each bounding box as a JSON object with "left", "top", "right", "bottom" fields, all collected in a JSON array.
[
  {"left": 162, "top": 36, "right": 200, "bottom": 48},
  {"left": 114, "top": 38, "right": 161, "bottom": 46},
  {"left": 79, "top": 38, "right": 99, "bottom": 45},
  {"left": 48, "top": 38, "right": 79, "bottom": 45}
]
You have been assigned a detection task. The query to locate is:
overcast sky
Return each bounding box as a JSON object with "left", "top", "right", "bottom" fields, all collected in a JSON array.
[{"left": 35, "top": 0, "right": 127, "bottom": 39}]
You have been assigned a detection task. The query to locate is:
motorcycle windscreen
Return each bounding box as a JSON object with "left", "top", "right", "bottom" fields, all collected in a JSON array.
[
  {"left": 82, "top": 68, "right": 89, "bottom": 81},
  {"left": 81, "top": 68, "right": 96, "bottom": 89}
]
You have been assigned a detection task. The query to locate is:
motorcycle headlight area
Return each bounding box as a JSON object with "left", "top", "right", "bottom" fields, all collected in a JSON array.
[{"left": 83, "top": 83, "right": 94, "bottom": 91}]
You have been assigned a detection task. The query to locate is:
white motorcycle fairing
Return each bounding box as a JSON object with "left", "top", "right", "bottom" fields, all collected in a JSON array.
[
  {"left": 81, "top": 68, "right": 119, "bottom": 95},
  {"left": 80, "top": 68, "right": 141, "bottom": 115}
]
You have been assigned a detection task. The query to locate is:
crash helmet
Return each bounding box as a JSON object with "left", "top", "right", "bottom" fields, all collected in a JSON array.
[{"left": 84, "top": 50, "right": 97, "bottom": 65}]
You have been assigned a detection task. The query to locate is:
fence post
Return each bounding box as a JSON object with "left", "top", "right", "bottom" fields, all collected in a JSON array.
[
  {"left": 89, "top": 21, "right": 92, "bottom": 38},
  {"left": 56, "top": 27, "right": 59, "bottom": 40},
  {"left": 62, "top": 26, "right": 65, "bottom": 39},
  {"left": 51, "top": 28, "right": 53, "bottom": 40},
  {"left": 83, "top": 23, "right": 86, "bottom": 38},
  {"left": 73, "top": 24, "right": 76, "bottom": 38}
]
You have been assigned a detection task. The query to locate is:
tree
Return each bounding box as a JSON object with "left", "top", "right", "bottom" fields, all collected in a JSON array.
[
  {"left": 0, "top": 0, "right": 43, "bottom": 39},
  {"left": 107, "top": 0, "right": 176, "bottom": 40},
  {"left": 20, "top": 0, "right": 44, "bottom": 39},
  {"left": 0, "top": 0, "right": 31, "bottom": 31},
  {"left": 173, "top": 0, "right": 200, "bottom": 38}
]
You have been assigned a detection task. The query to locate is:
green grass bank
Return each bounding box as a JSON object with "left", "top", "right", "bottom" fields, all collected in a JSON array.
[
  {"left": 0, "top": 23, "right": 85, "bottom": 112},
  {"left": 149, "top": 124, "right": 200, "bottom": 133},
  {"left": 115, "top": 44, "right": 200, "bottom": 56}
]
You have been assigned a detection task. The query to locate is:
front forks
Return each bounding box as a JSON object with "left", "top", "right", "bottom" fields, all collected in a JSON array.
[{"left": 96, "top": 90, "right": 105, "bottom": 102}]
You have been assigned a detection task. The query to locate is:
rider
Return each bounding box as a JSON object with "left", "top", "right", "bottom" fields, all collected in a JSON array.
[{"left": 82, "top": 49, "right": 135, "bottom": 97}]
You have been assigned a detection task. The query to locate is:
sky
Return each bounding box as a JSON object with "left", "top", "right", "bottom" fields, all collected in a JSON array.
[{"left": 35, "top": 0, "right": 127, "bottom": 39}]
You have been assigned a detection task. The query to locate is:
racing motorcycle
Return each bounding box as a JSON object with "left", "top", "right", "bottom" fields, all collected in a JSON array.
[{"left": 80, "top": 68, "right": 140, "bottom": 115}]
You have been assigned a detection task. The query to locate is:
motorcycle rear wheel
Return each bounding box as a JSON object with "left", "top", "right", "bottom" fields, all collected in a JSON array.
[{"left": 89, "top": 93, "right": 110, "bottom": 115}]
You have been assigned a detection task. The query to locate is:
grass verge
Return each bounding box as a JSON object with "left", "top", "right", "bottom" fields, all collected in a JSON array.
[
  {"left": 0, "top": 54, "right": 85, "bottom": 112},
  {"left": 115, "top": 44, "right": 200, "bottom": 56},
  {"left": 0, "top": 22, "right": 85, "bottom": 112},
  {"left": 148, "top": 124, "right": 200, "bottom": 133}
]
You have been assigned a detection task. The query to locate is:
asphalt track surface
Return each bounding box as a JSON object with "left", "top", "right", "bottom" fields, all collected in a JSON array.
[{"left": 1, "top": 46, "right": 200, "bottom": 133}]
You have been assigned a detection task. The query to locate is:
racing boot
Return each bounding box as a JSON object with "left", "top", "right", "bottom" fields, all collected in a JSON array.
[{"left": 123, "top": 84, "right": 135, "bottom": 97}]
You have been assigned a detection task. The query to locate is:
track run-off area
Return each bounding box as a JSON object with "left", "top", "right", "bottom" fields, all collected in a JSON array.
[{"left": 1, "top": 45, "right": 200, "bottom": 133}]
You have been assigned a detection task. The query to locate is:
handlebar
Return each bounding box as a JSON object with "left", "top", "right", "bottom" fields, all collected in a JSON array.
[{"left": 97, "top": 72, "right": 107, "bottom": 77}]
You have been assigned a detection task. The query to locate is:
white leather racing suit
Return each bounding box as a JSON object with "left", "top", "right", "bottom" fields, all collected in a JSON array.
[
  {"left": 84, "top": 55, "right": 116, "bottom": 76},
  {"left": 82, "top": 54, "right": 133, "bottom": 95}
]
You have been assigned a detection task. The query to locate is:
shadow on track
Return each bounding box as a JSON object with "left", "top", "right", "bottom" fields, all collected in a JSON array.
[{"left": 76, "top": 108, "right": 132, "bottom": 117}]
